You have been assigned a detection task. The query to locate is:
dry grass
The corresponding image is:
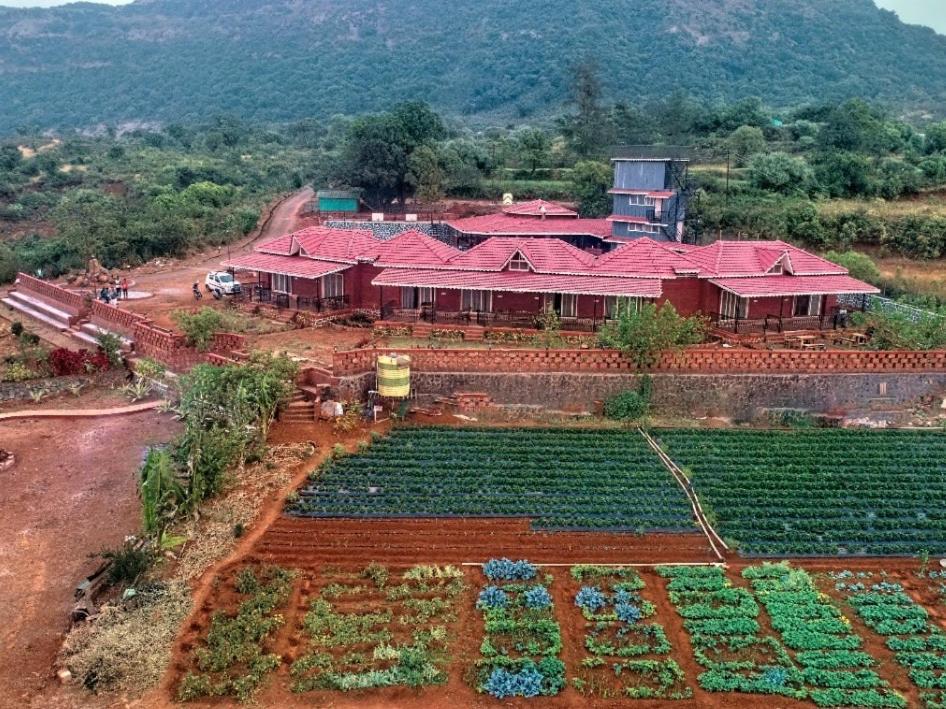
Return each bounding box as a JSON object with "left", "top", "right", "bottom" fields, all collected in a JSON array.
[
  {"left": 818, "top": 192, "right": 946, "bottom": 219},
  {"left": 57, "top": 442, "right": 315, "bottom": 696}
]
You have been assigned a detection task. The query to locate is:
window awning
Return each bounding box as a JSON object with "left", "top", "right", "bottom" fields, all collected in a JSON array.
[
  {"left": 223, "top": 253, "right": 349, "bottom": 279},
  {"left": 372, "top": 268, "right": 662, "bottom": 298},
  {"left": 710, "top": 275, "right": 880, "bottom": 298}
]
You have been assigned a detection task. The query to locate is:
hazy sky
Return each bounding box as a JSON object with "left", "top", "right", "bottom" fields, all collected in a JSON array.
[{"left": 0, "top": 0, "right": 943, "bottom": 36}]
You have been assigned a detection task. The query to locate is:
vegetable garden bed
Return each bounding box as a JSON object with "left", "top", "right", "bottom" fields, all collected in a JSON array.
[
  {"left": 290, "top": 428, "right": 695, "bottom": 532},
  {"left": 571, "top": 565, "right": 691, "bottom": 700},
  {"left": 656, "top": 429, "right": 946, "bottom": 556},
  {"left": 471, "top": 559, "right": 566, "bottom": 699},
  {"left": 288, "top": 563, "right": 465, "bottom": 693}
]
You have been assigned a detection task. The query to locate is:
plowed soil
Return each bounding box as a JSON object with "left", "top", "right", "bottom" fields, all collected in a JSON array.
[{"left": 251, "top": 517, "right": 717, "bottom": 567}]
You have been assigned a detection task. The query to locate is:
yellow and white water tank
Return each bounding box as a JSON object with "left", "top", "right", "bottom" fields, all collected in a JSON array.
[{"left": 376, "top": 354, "right": 411, "bottom": 398}]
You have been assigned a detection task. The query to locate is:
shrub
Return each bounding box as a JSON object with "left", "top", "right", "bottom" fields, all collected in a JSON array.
[
  {"left": 604, "top": 374, "right": 652, "bottom": 421},
  {"left": 100, "top": 541, "right": 153, "bottom": 587},
  {"left": 523, "top": 585, "right": 552, "bottom": 610},
  {"left": 10, "top": 320, "right": 23, "bottom": 337},
  {"left": 483, "top": 558, "right": 536, "bottom": 581},
  {"left": 575, "top": 586, "right": 606, "bottom": 613},
  {"left": 172, "top": 307, "right": 225, "bottom": 351},
  {"left": 477, "top": 586, "right": 508, "bottom": 610},
  {"left": 598, "top": 302, "right": 705, "bottom": 367},
  {"left": 96, "top": 331, "right": 124, "bottom": 367},
  {"left": 49, "top": 347, "right": 110, "bottom": 376}
]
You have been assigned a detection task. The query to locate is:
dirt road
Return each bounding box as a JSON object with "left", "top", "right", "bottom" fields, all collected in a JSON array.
[
  {"left": 124, "top": 186, "right": 314, "bottom": 326},
  {"left": 0, "top": 409, "right": 181, "bottom": 706}
]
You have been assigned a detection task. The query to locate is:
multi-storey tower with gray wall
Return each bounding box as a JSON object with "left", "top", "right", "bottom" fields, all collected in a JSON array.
[{"left": 608, "top": 155, "right": 689, "bottom": 242}]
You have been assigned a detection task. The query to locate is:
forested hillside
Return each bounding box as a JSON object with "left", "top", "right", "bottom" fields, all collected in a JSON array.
[{"left": 1, "top": 0, "right": 946, "bottom": 132}]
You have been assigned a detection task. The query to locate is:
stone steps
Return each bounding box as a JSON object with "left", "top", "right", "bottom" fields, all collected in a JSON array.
[
  {"left": 72, "top": 322, "right": 134, "bottom": 350},
  {"left": 280, "top": 399, "right": 315, "bottom": 423},
  {"left": 464, "top": 325, "right": 485, "bottom": 342}
]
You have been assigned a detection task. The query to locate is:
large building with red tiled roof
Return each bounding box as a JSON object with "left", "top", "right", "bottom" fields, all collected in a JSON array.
[{"left": 225, "top": 224, "right": 878, "bottom": 333}]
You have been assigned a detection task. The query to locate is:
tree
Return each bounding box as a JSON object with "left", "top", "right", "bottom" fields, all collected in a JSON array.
[
  {"left": 747, "top": 152, "right": 813, "bottom": 195},
  {"left": 823, "top": 250, "right": 881, "bottom": 285},
  {"left": 727, "top": 126, "right": 766, "bottom": 167},
  {"left": 515, "top": 128, "right": 551, "bottom": 176},
  {"left": 571, "top": 161, "right": 612, "bottom": 217},
  {"left": 597, "top": 302, "right": 706, "bottom": 368},
  {"left": 561, "top": 61, "right": 610, "bottom": 158},
  {"left": 334, "top": 102, "right": 445, "bottom": 209},
  {"left": 813, "top": 151, "right": 876, "bottom": 198},
  {"left": 926, "top": 121, "right": 946, "bottom": 155},
  {"left": 818, "top": 99, "right": 897, "bottom": 155},
  {"left": 172, "top": 307, "right": 225, "bottom": 351},
  {"left": 407, "top": 145, "right": 444, "bottom": 203}
]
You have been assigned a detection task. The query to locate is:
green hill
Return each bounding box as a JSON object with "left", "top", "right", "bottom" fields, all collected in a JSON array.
[{"left": 1, "top": 0, "right": 946, "bottom": 132}]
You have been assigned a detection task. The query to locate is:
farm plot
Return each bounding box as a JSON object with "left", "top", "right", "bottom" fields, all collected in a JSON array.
[
  {"left": 472, "top": 559, "right": 566, "bottom": 699},
  {"left": 571, "top": 565, "right": 691, "bottom": 700},
  {"left": 656, "top": 565, "right": 804, "bottom": 699},
  {"left": 833, "top": 570, "right": 946, "bottom": 708},
  {"left": 657, "top": 429, "right": 946, "bottom": 555},
  {"left": 177, "top": 565, "right": 295, "bottom": 702},
  {"left": 288, "top": 563, "right": 465, "bottom": 692},
  {"left": 745, "top": 563, "right": 907, "bottom": 708},
  {"left": 290, "top": 428, "right": 695, "bottom": 532}
]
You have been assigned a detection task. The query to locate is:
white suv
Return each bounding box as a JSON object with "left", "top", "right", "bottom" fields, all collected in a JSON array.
[{"left": 205, "top": 271, "right": 242, "bottom": 296}]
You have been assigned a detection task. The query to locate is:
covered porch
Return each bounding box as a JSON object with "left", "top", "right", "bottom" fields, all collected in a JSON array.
[
  {"left": 708, "top": 275, "right": 879, "bottom": 335},
  {"left": 224, "top": 253, "right": 352, "bottom": 313},
  {"left": 372, "top": 268, "right": 663, "bottom": 333}
]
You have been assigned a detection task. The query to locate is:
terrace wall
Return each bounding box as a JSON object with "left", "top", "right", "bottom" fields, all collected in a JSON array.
[
  {"left": 336, "top": 370, "right": 946, "bottom": 420},
  {"left": 16, "top": 272, "right": 88, "bottom": 317},
  {"left": 90, "top": 300, "right": 151, "bottom": 337}
]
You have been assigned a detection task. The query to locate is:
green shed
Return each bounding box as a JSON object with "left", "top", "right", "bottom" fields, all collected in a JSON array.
[{"left": 317, "top": 189, "right": 359, "bottom": 214}]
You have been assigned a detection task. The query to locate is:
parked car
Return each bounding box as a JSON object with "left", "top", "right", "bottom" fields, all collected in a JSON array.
[{"left": 204, "top": 271, "right": 242, "bottom": 296}]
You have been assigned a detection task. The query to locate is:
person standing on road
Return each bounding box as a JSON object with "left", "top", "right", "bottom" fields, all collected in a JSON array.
[{"left": 120, "top": 277, "right": 129, "bottom": 300}]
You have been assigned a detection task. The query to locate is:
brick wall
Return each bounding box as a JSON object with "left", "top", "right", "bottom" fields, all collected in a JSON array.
[
  {"left": 90, "top": 300, "right": 151, "bottom": 337},
  {"left": 332, "top": 347, "right": 946, "bottom": 377},
  {"left": 16, "top": 272, "right": 88, "bottom": 316}
]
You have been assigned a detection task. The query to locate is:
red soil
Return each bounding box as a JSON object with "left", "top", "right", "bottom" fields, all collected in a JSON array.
[
  {"left": 251, "top": 517, "right": 717, "bottom": 567},
  {"left": 0, "top": 408, "right": 181, "bottom": 707}
]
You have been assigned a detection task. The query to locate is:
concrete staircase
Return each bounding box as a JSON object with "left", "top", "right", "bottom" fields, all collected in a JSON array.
[
  {"left": 412, "top": 322, "right": 434, "bottom": 338},
  {"left": 1, "top": 290, "right": 75, "bottom": 331},
  {"left": 71, "top": 321, "right": 134, "bottom": 350},
  {"left": 464, "top": 325, "right": 485, "bottom": 342}
]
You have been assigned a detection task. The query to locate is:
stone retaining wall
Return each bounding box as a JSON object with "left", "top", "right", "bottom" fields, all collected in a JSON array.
[
  {"left": 16, "top": 272, "right": 88, "bottom": 316},
  {"left": 0, "top": 372, "right": 121, "bottom": 403},
  {"left": 336, "top": 370, "right": 946, "bottom": 420},
  {"left": 90, "top": 300, "right": 150, "bottom": 337}
]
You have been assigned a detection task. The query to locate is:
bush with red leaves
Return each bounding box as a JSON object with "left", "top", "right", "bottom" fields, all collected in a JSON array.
[{"left": 49, "top": 348, "right": 112, "bottom": 377}]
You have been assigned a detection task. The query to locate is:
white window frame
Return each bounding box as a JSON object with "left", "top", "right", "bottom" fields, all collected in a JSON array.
[
  {"left": 507, "top": 252, "right": 532, "bottom": 272},
  {"left": 321, "top": 272, "right": 344, "bottom": 299},
  {"left": 271, "top": 273, "right": 290, "bottom": 294},
  {"left": 461, "top": 289, "right": 492, "bottom": 312},
  {"left": 626, "top": 195, "right": 657, "bottom": 206},
  {"left": 400, "top": 287, "right": 435, "bottom": 309},
  {"left": 794, "top": 294, "right": 822, "bottom": 317},
  {"left": 560, "top": 293, "right": 578, "bottom": 318},
  {"left": 721, "top": 291, "right": 749, "bottom": 320},
  {"left": 605, "top": 296, "right": 641, "bottom": 319},
  {"left": 628, "top": 222, "right": 661, "bottom": 234}
]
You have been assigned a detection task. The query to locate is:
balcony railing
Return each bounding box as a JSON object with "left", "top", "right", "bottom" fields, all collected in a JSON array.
[
  {"left": 381, "top": 307, "right": 614, "bottom": 333},
  {"left": 243, "top": 286, "right": 350, "bottom": 312}
]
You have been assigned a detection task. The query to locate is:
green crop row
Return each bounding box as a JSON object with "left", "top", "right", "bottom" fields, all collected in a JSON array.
[
  {"left": 656, "top": 565, "right": 804, "bottom": 699},
  {"left": 744, "top": 563, "right": 907, "bottom": 708}
]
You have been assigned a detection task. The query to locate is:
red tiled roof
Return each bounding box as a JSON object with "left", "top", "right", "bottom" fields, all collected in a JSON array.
[
  {"left": 685, "top": 240, "right": 848, "bottom": 278},
  {"left": 255, "top": 233, "right": 296, "bottom": 256},
  {"left": 710, "top": 275, "right": 880, "bottom": 298},
  {"left": 373, "top": 230, "right": 460, "bottom": 268},
  {"left": 224, "top": 253, "right": 350, "bottom": 279},
  {"left": 446, "top": 237, "right": 597, "bottom": 274},
  {"left": 274, "top": 226, "right": 379, "bottom": 263},
  {"left": 372, "top": 268, "right": 662, "bottom": 298},
  {"left": 447, "top": 214, "right": 612, "bottom": 238},
  {"left": 595, "top": 238, "right": 705, "bottom": 278},
  {"left": 502, "top": 199, "right": 578, "bottom": 218}
]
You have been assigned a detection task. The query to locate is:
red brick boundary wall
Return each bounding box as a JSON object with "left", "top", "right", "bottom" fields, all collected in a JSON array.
[
  {"left": 333, "top": 347, "right": 946, "bottom": 376},
  {"left": 90, "top": 300, "right": 151, "bottom": 337},
  {"left": 16, "top": 272, "right": 88, "bottom": 317},
  {"left": 132, "top": 322, "right": 246, "bottom": 370}
]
